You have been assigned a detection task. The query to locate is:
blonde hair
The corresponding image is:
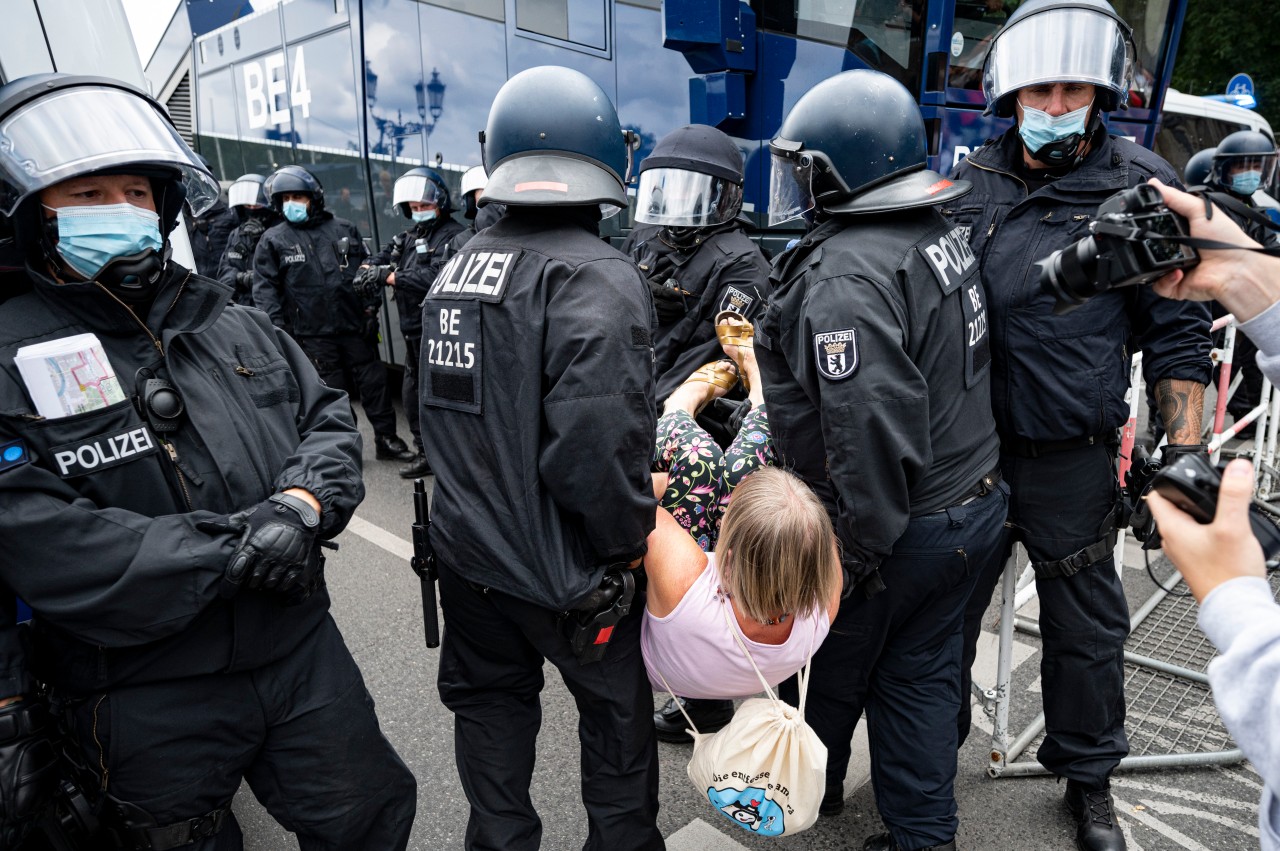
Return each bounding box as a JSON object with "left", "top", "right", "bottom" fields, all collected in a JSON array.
[{"left": 716, "top": 467, "right": 839, "bottom": 625}]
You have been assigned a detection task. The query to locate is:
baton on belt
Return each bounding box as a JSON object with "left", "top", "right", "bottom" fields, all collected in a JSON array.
[{"left": 411, "top": 478, "right": 440, "bottom": 648}]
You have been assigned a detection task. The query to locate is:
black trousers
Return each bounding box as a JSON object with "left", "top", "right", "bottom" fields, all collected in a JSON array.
[
  {"left": 436, "top": 560, "right": 663, "bottom": 851},
  {"left": 402, "top": 334, "right": 423, "bottom": 453},
  {"left": 297, "top": 333, "right": 398, "bottom": 439},
  {"left": 783, "top": 483, "right": 1008, "bottom": 850},
  {"left": 66, "top": 617, "right": 416, "bottom": 850},
  {"left": 959, "top": 442, "right": 1130, "bottom": 787}
]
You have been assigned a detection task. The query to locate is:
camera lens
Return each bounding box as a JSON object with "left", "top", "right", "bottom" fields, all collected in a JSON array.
[{"left": 1039, "top": 235, "right": 1102, "bottom": 314}]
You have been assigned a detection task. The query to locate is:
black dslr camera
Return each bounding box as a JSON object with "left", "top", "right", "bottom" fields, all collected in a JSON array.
[
  {"left": 1038, "top": 183, "right": 1199, "bottom": 315},
  {"left": 1125, "top": 449, "right": 1280, "bottom": 561}
]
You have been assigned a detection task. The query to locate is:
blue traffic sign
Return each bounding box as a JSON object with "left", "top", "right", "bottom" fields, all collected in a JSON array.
[{"left": 1227, "top": 73, "right": 1257, "bottom": 109}]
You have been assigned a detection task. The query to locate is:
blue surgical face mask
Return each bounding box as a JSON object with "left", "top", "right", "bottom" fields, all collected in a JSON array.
[
  {"left": 1018, "top": 101, "right": 1092, "bottom": 158},
  {"left": 411, "top": 209, "right": 438, "bottom": 224},
  {"left": 283, "top": 200, "right": 309, "bottom": 223},
  {"left": 1231, "top": 170, "right": 1263, "bottom": 196},
  {"left": 46, "top": 202, "right": 163, "bottom": 281}
]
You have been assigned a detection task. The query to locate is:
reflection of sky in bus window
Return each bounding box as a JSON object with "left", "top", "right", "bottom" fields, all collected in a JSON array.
[
  {"left": 363, "top": 0, "right": 426, "bottom": 163},
  {"left": 416, "top": 6, "right": 509, "bottom": 167},
  {"left": 282, "top": 0, "right": 349, "bottom": 39},
  {"left": 198, "top": 68, "right": 239, "bottom": 135},
  {"left": 567, "top": 0, "right": 607, "bottom": 49},
  {"left": 288, "top": 30, "right": 361, "bottom": 151}
]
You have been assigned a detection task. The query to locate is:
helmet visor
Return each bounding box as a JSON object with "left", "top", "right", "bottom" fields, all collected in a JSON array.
[
  {"left": 768, "top": 150, "right": 814, "bottom": 227},
  {"left": 0, "top": 85, "right": 220, "bottom": 217},
  {"left": 984, "top": 8, "right": 1134, "bottom": 110},
  {"left": 228, "top": 178, "right": 265, "bottom": 208},
  {"left": 635, "top": 168, "right": 742, "bottom": 227},
  {"left": 393, "top": 174, "right": 445, "bottom": 208},
  {"left": 1211, "top": 152, "right": 1279, "bottom": 189}
]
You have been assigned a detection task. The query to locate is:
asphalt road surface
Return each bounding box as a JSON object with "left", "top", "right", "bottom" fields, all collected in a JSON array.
[{"left": 235, "top": 411, "right": 1268, "bottom": 851}]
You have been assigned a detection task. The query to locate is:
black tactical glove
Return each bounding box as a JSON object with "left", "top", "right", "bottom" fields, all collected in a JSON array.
[
  {"left": 235, "top": 270, "right": 254, "bottom": 289},
  {"left": 240, "top": 217, "right": 265, "bottom": 243},
  {"left": 647, "top": 278, "right": 689, "bottom": 324},
  {"left": 203, "top": 493, "right": 322, "bottom": 598},
  {"left": 0, "top": 699, "right": 61, "bottom": 849},
  {"left": 352, "top": 265, "right": 392, "bottom": 300}
]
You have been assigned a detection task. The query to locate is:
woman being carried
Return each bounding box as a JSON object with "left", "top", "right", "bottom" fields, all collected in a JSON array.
[{"left": 642, "top": 313, "right": 842, "bottom": 700}]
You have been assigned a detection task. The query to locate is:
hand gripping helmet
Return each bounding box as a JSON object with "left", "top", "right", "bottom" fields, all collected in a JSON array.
[
  {"left": 480, "top": 66, "right": 630, "bottom": 209},
  {"left": 0, "top": 73, "right": 219, "bottom": 288},
  {"left": 264, "top": 165, "right": 324, "bottom": 214},
  {"left": 1210, "top": 131, "right": 1278, "bottom": 198},
  {"left": 227, "top": 173, "right": 269, "bottom": 210},
  {"left": 768, "top": 70, "right": 970, "bottom": 224},
  {"left": 1183, "top": 148, "right": 1217, "bottom": 189},
  {"left": 392, "top": 167, "right": 451, "bottom": 218},
  {"left": 982, "top": 0, "right": 1136, "bottom": 117},
  {"left": 635, "top": 124, "right": 744, "bottom": 228}
]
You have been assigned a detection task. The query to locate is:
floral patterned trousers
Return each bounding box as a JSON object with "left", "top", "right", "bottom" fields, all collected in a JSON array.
[{"left": 651, "top": 404, "right": 773, "bottom": 551}]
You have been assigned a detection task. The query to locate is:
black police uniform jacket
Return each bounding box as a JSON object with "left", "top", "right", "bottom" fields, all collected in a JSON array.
[
  {"left": 419, "top": 208, "right": 657, "bottom": 610},
  {"left": 217, "top": 218, "right": 271, "bottom": 306},
  {"left": 621, "top": 223, "right": 769, "bottom": 402},
  {"left": 756, "top": 208, "right": 1001, "bottom": 579},
  {"left": 252, "top": 211, "right": 372, "bottom": 337},
  {"left": 0, "top": 264, "right": 363, "bottom": 694},
  {"left": 190, "top": 199, "right": 240, "bottom": 279},
  {"left": 368, "top": 214, "right": 465, "bottom": 339},
  {"left": 949, "top": 130, "right": 1213, "bottom": 443}
]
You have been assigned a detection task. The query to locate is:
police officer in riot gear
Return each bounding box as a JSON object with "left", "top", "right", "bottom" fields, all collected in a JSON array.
[
  {"left": 950, "top": 3, "right": 1211, "bottom": 848},
  {"left": 759, "top": 69, "right": 1008, "bottom": 851},
  {"left": 0, "top": 73, "right": 415, "bottom": 850},
  {"left": 216, "top": 173, "right": 277, "bottom": 305},
  {"left": 357, "top": 167, "right": 464, "bottom": 478},
  {"left": 620, "top": 124, "right": 768, "bottom": 741},
  {"left": 421, "top": 65, "right": 661, "bottom": 851},
  {"left": 1201, "top": 132, "right": 1280, "bottom": 439},
  {"left": 254, "top": 165, "right": 416, "bottom": 462},
  {"left": 187, "top": 155, "right": 238, "bottom": 279},
  {"left": 1183, "top": 147, "right": 1216, "bottom": 188}
]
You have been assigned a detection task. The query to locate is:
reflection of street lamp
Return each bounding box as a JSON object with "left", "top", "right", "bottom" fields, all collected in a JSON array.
[{"left": 366, "top": 64, "right": 446, "bottom": 159}]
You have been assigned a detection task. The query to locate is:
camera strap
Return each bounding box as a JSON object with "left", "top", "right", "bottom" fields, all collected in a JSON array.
[{"left": 1121, "top": 189, "right": 1280, "bottom": 257}]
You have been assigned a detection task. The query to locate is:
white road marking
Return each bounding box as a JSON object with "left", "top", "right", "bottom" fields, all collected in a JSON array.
[
  {"left": 1118, "top": 818, "right": 1146, "bottom": 851},
  {"left": 1114, "top": 795, "right": 1213, "bottom": 851},
  {"left": 664, "top": 818, "right": 749, "bottom": 850},
  {"left": 1139, "top": 799, "right": 1259, "bottom": 837},
  {"left": 1112, "top": 777, "right": 1257, "bottom": 812},
  {"left": 347, "top": 514, "right": 414, "bottom": 561}
]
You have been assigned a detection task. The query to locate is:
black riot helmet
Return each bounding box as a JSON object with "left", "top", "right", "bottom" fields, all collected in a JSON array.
[
  {"left": 982, "top": 0, "right": 1136, "bottom": 118},
  {"left": 1183, "top": 148, "right": 1216, "bottom": 188},
  {"left": 636, "top": 124, "right": 744, "bottom": 230},
  {"left": 228, "top": 173, "right": 269, "bottom": 210},
  {"left": 264, "top": 165, "right": 324, "bottom": 214},
  {"left": 1210, "top": 131, "right": 1278, "bottom": 198},
  {"left": 392, "top": 167, "right": 451, "bottom": 218},
  {"left": 0, "top": 73, "right": 219, "bottom": 296},
  {"left": 768, "top": 69, "right": 969, "bottom": 224},
  {"left": 480, "top": 66, "right": 631, "bottom": 210}
]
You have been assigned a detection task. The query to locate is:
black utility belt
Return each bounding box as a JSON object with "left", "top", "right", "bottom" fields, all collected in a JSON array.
[
  {"left": 951, "top": 466, "right": 1002, "bottom": 507},
  {"left": 1001, "top": 431, "right": 1115, "bottom": 459}
]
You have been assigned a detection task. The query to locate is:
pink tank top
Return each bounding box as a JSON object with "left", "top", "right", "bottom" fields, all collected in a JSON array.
[{"left": 642, "top": 553, "right": 831, "bottom": 700}]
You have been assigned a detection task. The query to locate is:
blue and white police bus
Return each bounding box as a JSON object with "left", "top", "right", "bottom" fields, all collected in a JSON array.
[{"left": 182, "top": 0, "right": 1189, "bottom": 364}]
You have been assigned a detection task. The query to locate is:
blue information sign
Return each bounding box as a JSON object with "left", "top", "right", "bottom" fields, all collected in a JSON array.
[{"left": 1227, "top": 73, "right": 1257, "bottom": 109}]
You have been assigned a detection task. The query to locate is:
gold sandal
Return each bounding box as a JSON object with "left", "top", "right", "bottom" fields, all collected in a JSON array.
[
  {"left": 714, "top": 310, "right": 754, "bottom": 391},
  {"left": 676, "top": 358, "right": 739, "bottom": 415}
]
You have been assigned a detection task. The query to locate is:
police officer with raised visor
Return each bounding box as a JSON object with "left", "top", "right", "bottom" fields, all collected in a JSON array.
[
  {"left": 0, "top": 73, "right": 414, "bottom": 849},
  {"left": 253, "top": 165, "right": 417, "bottom": 463},
  {"left": 216, "top": 172, "right": 277, "bottom": 306},
  {"left": 356, "top": 167, "right": 464, "bottom": 479},
  {"left": 187, "top": 155, "right": 238, "bottom": 279},
  {"left": 758, "top": 69, "right": 1008, "bottom": 851},
  {"left": 420, "top": 66, "right": 662, "bottom": 851},
  {"left": 949, "top": 3, "right": 1212, "bottom": 848}
]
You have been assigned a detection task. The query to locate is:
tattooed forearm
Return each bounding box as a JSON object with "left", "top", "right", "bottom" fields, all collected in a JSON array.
[{"left": 1155, "top": 378, "right": 1206, "bottom": 445}]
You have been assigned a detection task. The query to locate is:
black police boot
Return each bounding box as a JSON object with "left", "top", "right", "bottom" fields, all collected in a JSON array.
[
  {"left": 819, "top": 779, "right": 845, "bottom": 817},
  {"left": 375, "top": 435, "right": 415, "bottom": 461},
  {"left": 862, "top": 833, "right": 956, "bottom": 851},
  {"left": 398, "top": 453, "right": 432, "bottom": 479},
  {"left": 1064, "top": 779, "right": 1126, "bottom": 851},
  {"left": 653, "top": 697, "right": 734, "bottom": 744}
]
